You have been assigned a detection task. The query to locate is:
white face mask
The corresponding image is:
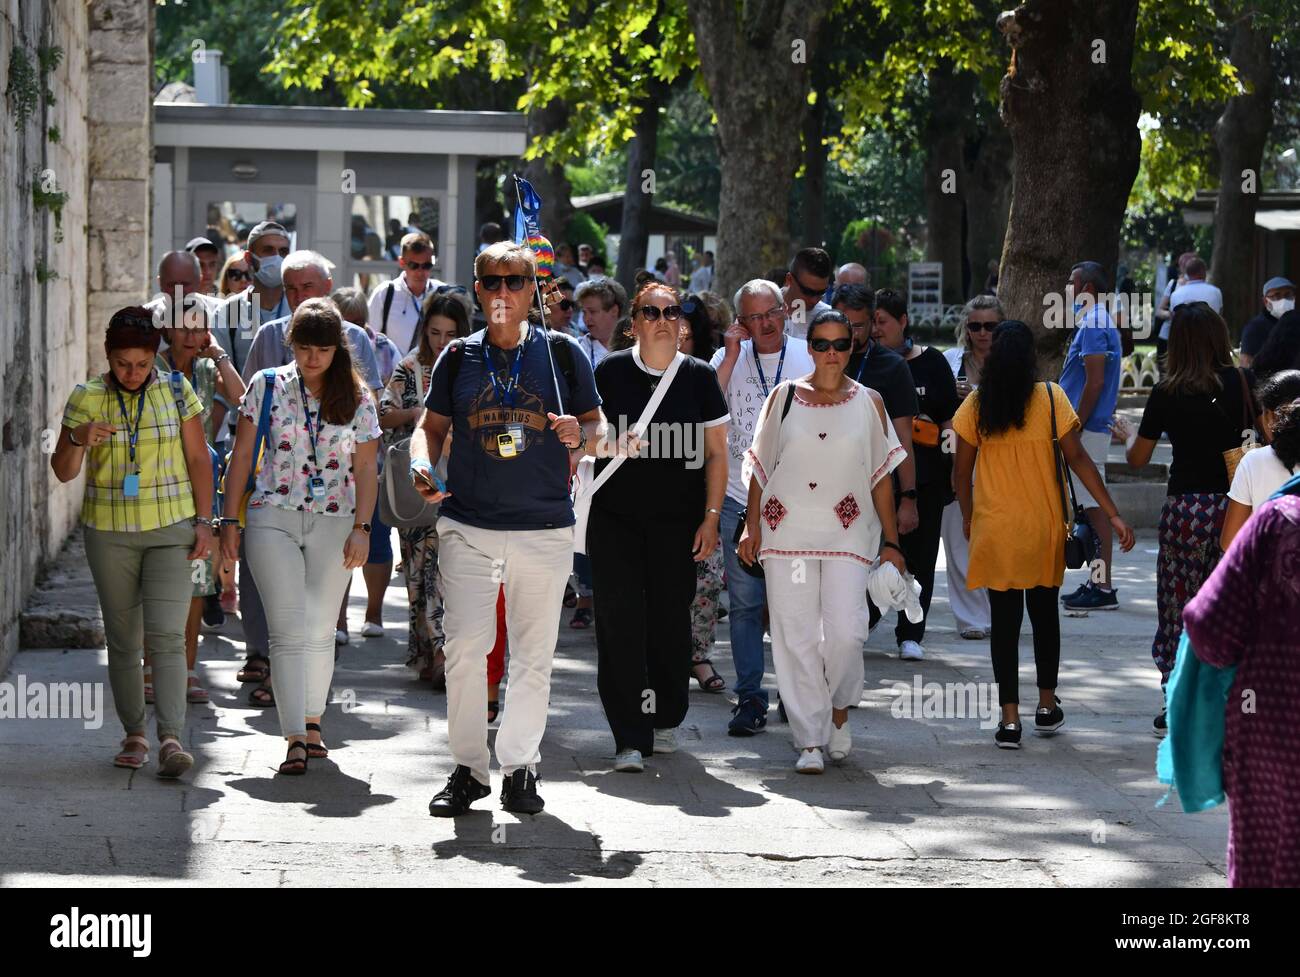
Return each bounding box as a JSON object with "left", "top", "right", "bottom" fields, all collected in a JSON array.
[
  {"left": 253, "top": 253, "right": 283, "bottom": 288},
  {"left": 1267, "top": 297, "right": 1295, "bottom": 318}
]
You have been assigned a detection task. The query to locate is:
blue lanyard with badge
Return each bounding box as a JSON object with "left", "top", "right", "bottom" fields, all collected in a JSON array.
[
  {"left": 114, "top": 376, "right": 152, "bottom": 497},
  {"left": 753, "top": 338, "right": 787, "bottom": 399},
  {"left": 485, "top": 328, "right": 529, "bottom": 458},
  {"left": 297, "top": 373, "right": 329, "bottom": 500}
]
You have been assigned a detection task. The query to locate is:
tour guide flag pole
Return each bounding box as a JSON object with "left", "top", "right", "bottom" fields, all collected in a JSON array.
[{"left": 511, "top": 173, "right": 565, "bottom": 414}]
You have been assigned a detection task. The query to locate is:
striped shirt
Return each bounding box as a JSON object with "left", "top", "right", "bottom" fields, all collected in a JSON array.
[{"left": 62, "top": 372, "right": 203, "bottom": 532}]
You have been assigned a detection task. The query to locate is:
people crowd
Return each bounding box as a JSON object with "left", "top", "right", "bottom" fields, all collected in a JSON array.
[{"left": 52, "top": 222, "right": 1300, "bottom": 885}]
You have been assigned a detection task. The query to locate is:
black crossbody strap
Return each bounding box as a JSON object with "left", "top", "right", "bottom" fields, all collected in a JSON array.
[{"left": 1046, "top": 381, "right": 1079, "bottom": 528}]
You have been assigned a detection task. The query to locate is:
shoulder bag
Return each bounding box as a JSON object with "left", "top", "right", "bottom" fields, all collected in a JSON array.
[{"left": 1047, "top": 381, "right": 1099, "bottom": 570}]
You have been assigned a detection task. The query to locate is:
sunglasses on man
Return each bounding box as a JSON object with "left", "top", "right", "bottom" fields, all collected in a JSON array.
[
  {"left": 477, "top": 274, "right": 531, "bottom": 292},
  {"left": 790, "top": 272, "right": 826, "bottom": 298},
  {"left": 809, "top": 337, "right": 853, "bottom": 352},
  {"left": 637, "top": 304, "right": 684, "bottom": 321},
  {"left": 405, "top": 261, "right": 435, "bottom": 271}
]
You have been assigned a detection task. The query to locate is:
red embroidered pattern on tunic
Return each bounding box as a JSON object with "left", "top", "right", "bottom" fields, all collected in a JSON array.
[
  {"left": 762, "top": 496, "right": 787, "bottom": 531},
  {"left": 835, "top": 493, "right": 861, "bottom": 529}
]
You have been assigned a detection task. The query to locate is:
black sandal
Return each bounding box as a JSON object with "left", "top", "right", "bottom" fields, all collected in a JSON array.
[
  {"left": 237, "top": 654, "right": 270, "bottom": 684},
  {"left": 249, "top": 681, "right": 275, "bottom": 707},
  {"left": 304, "top": 722, "right": 328, "bottom": 759},
  {"left": 278, "top": 741, "right": 308, "bottom": 776},
  {"left": 692, "top": 659, "right": 726, "bottom": 693}
]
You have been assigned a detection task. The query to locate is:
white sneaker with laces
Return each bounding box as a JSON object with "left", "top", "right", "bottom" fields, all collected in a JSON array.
[
  {"left": 795, "top": 748, "right": 825, "bottom": 774},
  {"left": 360, "top": 620, "right": 384, "bottom": 638},
  {"left": 653, "top": 728, "right": 677, "bottom": 754},
  {"left": 334, "top": 629, "right": 349, "bottom": 645},
  {"left": 614, "top": 749, "right": 644, "bottom": 772},
  {"left": 899, "top": 640, "right": 925, "bottom": 661},
  {"left": 828, "top": 723, "right": 851, "bottom": 761}
]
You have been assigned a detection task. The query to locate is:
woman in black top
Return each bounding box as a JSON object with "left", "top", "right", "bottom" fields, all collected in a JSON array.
[
  {"left": 587, "top": 281, "right": 730, "bottom": 772},
  {"left": 870, "top": 289, "right": 961, "bottom": 659},
  {"left": 1112, "top": 302, "right": 1262, "bottom": 734}
]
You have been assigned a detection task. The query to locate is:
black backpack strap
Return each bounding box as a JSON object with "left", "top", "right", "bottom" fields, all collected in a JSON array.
[
  {"left": 381, "top": 281, "right": 396, "bottom": 335},
  {"left": 444, "top": 338, "right": 466, "bottom": 394},
  {"left": 549, "top": 330, "right": 577, "bottom": 392},
  {"left": 779, "top": 382, "right": 796, "bottom": 423}
]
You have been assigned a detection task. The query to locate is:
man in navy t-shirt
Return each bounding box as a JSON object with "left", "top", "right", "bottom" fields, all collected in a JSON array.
[{"left": 410, "top": 241, "right": 603, "bottom": 817}]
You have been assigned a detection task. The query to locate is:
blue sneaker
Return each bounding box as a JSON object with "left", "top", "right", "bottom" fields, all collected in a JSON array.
[
  {"left": 728, "top": 695, "right": 768, "bottom": 737},
  {"left": 1062, "top": 584, "right": 1118, "bottom": 612},
  {"left": 1060, "top": 581, "right": 1089, "bottom": 603}
]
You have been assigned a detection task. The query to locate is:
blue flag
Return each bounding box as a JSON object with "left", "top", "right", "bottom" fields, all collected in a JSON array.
[{"left": 512, "top": 175, "right": 543, "bottom": 242}]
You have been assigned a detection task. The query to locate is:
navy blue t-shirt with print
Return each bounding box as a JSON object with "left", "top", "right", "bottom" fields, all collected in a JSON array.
[{"left": 426, "top": 326, "right": 600, "bottom": 530}]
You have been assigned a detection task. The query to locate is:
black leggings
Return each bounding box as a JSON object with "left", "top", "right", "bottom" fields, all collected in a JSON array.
[{"left": 988, "top": 586, "right": 1060, "bottom": 706}]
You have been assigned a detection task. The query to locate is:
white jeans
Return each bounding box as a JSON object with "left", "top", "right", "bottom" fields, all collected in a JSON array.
[
  {"left": 437, "top": 516, "right": 573, "bottom": 784},
  {"left": 940, "top": 500, "right": 991, "bottom": 633},
  {"left": 243, "top": 504, "right": 354, "bottom": 739},
  {"left": 765, "top": 558, "right": 869, "bottom": 749}
]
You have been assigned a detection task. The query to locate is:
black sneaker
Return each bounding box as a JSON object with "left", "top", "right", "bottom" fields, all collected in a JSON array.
[
  {"left": 1153, "top": 708, "right": 1167, "bottom": 738},
  {"left": 500, "top": 768, "right": 545, "bottom": 815},
  {"left": 994, "top": 722, "right": 1022, "bottom": 749},
  {"left": 1060, "top": 581, "right": 1090, "bottom": 603},
  {"left": 201, "top": 593, "right": 225, "bottom": 629},
  {"left": 728, "top": 695, "right": 768, "bottom": 737},
  {"left": 1063, "top": 584, "right": 1119, "bottom": 613},
  {"left": 428, "top": 765, "right": 490, "bottom": 817},
  {"left": 1034, "top": 696, "right": 1064, "bottom": 735}
]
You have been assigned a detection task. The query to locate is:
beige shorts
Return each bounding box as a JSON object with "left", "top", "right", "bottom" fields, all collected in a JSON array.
[{"left": 1069, "top": 428, "right": 1110, "bottom": 509}]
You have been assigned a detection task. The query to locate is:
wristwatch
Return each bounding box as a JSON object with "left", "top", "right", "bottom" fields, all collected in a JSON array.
[
  {"left": 354, "top": 522, "right": 372, "bottom": 534},
  {"left": 900, "top": 489, "right": 918, "bottom": 500}
]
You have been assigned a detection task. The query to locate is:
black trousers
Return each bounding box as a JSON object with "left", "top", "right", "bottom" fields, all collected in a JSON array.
[
  {"left": 868, "top": 478, "right": 947, "bottom": 644},
  {"left": 988, "top": 586, "right": 1060, "bottom": 706},
  {"left": 588, "top": 505, "right": 697, "bottom": 754}
]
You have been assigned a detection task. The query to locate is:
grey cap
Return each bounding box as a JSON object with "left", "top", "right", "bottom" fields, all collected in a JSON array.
[
  {"left": 185, "top": 235, "right": 220, "bottom": 253},
  {"left": 1262, "top": 276, "right": 1295, "bottom": 294},
  {"left": 247, "top": 220, "right": 290, "bottom": 249}
]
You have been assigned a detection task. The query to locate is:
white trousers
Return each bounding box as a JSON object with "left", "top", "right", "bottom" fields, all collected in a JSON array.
[
  {"left": 437, "top": 516, "right": 573, "bottom": 784},
  {"left": 243, "top": 505, "right": 354, "bottom": 739},
  {"left": 940, "top": 500, "right": 991, "bottom": 633},
  {"left": 765, "top": 558, "right": 868, "bottom": 749}
]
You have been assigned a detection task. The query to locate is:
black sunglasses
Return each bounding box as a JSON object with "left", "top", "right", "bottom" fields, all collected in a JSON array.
[
  {"left": 966, "top": 321, "right": 996, "bottom": 333},
  {"left": 226, "top": 269, "right": 250, "bottom": 282},
  {"left": 435, "top": 284, "right": 468, "bottom": 295},
  {"left": 637, "top": 304, "right": 684, "bottom": 322},
  {"left": 406, "top": 261, "right": 435, "bottom": 271},
  {"left": 809, "top": 337, "right": 853, "bottom": 352},
  {"left": 558, "top": 298, "right": 576, "bottom": 312},
  {"left": 791, "top": 272, "right": 826, "bottom": 298},
  {"left": 477, "top": 274, "right": 530, "bottom": 292}
]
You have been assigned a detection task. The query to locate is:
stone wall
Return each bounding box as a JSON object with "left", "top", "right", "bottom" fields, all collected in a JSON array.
[{"left": 0, "top": 0, "right": 152, "bottom": 675}]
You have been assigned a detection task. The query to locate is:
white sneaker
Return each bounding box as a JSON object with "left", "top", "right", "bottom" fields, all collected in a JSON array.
[
  {"left": 334, "top": 629, "right": 349, "bottom": 645},
  {"left": 360, "top": 620, "right": 384, "bottom": 638},
  {"left": 899, "top": 640, "right": 925, "bottom": 660},
  {"left": 795, "top": 748, "right": 825, "bottom": 774},
  {"left": 828, "top": 723, "right": 851, "bottom": 761},
  {"left": 614, "top": 749, "right": 644, "bottom": 772},
  {"left": 653, "top": 728, "right": 677, "bottom": 754}
]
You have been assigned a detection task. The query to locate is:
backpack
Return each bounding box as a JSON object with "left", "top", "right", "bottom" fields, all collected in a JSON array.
[{"left": 441, "top": 329, "right": 578, "bottom": 410}]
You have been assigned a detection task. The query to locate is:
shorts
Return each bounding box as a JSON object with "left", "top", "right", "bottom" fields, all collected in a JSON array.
[{"left": 1069, "top": 428, "right": 1110, "bottom": 509}]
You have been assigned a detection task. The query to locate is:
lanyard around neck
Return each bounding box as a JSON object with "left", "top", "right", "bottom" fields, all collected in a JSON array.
[
  {"left": 296, "top": 373, "right": 324, "bottom": 472},
  {"left": 113, "top": 375, "right": 152, "bottom": 466},
  {"left": 486, "top": 328, "right": 529, "bottom": 408},
  {"left": 753, "top": 339, "right": 787, "bottom": 398}
]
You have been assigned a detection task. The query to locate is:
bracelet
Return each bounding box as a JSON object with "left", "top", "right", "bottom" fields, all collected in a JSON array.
[
  {"left": 214, "top": 352, "right": 231, "bottom": 367},
  {"left": 68, "top": 429, "right": 84, "bottom": 447},
  {"left": 219, "top": 516, "right": 241, "bottom": 526},
  {"left": 705, "top": 507, "right": 721, "bottom": 517},
  {"left": 882, "top": 540, "right": 903, "bottom": 553}
]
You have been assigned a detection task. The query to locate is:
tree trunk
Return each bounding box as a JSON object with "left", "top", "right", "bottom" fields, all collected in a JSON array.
[
  {"left": 923, "top": 65, "right": 975, "bottom": 306},
  {"left": 617, "top": 82, "right": 668, "bottom": 294},
  {"left": 996, "top": 0, "right": 1141, "bottom": 365},
  {"left": 963, "top": 119, "right": 1013, "bottom": 297},
  {"left": 801, "top": 89, "right": 828, "bottom": 249},
  {"left": 688, "top": 0, "right": 833, "bottom": 302},
  {"left": 1209, "top": 10, "right": 1274, "bottom": 337},
  {"left": 521, "top": 97, "right": 574, "bottom": 241}
]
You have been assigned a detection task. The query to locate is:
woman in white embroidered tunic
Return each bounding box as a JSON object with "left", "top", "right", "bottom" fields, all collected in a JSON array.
[{"left": 740, "top": 310, "right": 907, "bottom": 774}]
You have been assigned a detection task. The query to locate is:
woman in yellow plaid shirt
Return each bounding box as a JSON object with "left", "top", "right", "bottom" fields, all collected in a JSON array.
[{"left": 51, "top": 308, "right": 217, "bottom": 778}]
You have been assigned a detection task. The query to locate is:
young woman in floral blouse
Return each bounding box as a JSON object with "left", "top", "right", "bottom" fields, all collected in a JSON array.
[{"left": 220, "top": 298, "right": 381, "bottom": 775}]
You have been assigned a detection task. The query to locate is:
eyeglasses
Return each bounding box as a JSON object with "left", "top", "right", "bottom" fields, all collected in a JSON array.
[
  {"left": 790, "top": 272, "right": 827, "bottom": 298},
  {"left": 406, "top": 261, "right": 435, "bottom": 271},
  {"left": 809, "top": 337, "right": 853, "bottom": 353},
  {"left": 226, "top": 269, "right": 250, "bottom": 282},
  {"left": 477, "top": 274, "right": 530, "bottom": 292},
  {"left": 637, "top": 304, "right": 684, "bottom": 322},
  {"left": 740, "top": 307, "right": 785, "bottom": 328},
  {"left": 965, "top": 321, "right": 997, "bottom": 333}
]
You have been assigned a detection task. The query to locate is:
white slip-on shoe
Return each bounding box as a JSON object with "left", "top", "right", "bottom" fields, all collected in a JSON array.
[
  {"left": 614, "top": 749, "right": 644, "bottom": 772},
  {"left": 334, "top": 629, "right": 349, "bottom": 645},
  {"left": 653, "top": 728, "right": 677, "bottom": 754},
  {"left": 828, "top": 723, "right": 851, "bottom": 761},
  {"left": 795, "top": 748, "right": 825, "bottom": 774},
  {"left": 899, "top": 640, "right": 925, "bottom": 661},
  {"left": 360, "top": 621, "right": 384, "bottom": 638}
]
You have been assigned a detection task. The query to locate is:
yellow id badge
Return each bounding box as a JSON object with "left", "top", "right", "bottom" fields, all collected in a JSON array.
[{"left": 497, "top": 432, "right": 517, "bottom": 458}]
